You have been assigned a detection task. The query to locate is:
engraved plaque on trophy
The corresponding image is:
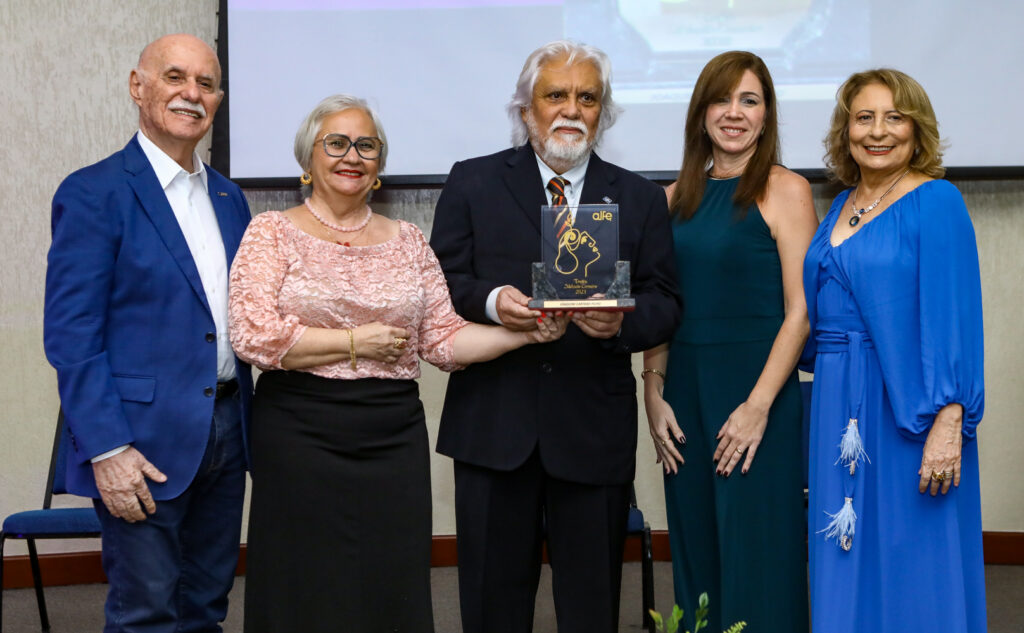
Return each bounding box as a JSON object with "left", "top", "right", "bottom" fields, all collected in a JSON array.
[{"left": 528, "top": 204, "right": 635, "bottom": 312}]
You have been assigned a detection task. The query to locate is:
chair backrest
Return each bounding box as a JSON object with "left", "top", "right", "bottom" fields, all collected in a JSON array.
[{"left": 43, "top": 408, "right": 72, "bottom": 507}]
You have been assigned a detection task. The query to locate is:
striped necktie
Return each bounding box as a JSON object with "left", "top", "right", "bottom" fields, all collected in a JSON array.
[{"left": 547, "top": 176, "right": 572, "bottom": 238}]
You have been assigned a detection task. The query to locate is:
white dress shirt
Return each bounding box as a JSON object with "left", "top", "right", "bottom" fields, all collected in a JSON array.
[{"left": 93, "top": 133, "right": 235, "bottom": 463}]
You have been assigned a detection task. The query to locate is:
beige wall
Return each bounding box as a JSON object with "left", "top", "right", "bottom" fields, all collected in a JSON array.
[
  {"left": 1, "top": 1, "right": 1020, "bottom": 560},
  {"left": 0, "top": 0, "right": 221, "bottom": 556}
]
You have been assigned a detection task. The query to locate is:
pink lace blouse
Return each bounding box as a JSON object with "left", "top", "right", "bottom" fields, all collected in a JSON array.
[{"left": 229, "top": 211, "right": 467, "bottom": 379}]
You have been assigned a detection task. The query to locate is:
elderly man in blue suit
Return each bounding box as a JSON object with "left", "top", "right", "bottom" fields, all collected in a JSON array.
[{"left": 43, "top": 33, "right": 252, "bottom": 632}]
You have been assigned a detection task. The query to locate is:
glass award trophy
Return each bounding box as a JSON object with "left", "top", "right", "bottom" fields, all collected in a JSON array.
[{"left": 528, "top": 204, "right": 635, "bottom": 311}]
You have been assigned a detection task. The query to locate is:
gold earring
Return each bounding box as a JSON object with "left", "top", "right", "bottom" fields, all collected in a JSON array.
[
  {"left": 372, "top": 178, "right": 382, "bottom": 191},
  {"left": 299, "top": 172, "right": 312, "bottom": 186}
]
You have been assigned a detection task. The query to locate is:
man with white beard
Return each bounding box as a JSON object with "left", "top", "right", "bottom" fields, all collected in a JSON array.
[{"left": 430, "top": 40, "right": 681, "bottom": 633}]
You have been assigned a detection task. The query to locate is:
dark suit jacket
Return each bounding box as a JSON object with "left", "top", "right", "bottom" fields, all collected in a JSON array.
[
  {"left": 430, "top": 145, "right": 681, "bottom": 485},
  {"left": 43, "top": 135, "right": 253, "bottom": 500}
]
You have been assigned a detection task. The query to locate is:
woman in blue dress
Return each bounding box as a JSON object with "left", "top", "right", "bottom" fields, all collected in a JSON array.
[{"left": 803, "top": 69, "right": 986, "bottom": 632}]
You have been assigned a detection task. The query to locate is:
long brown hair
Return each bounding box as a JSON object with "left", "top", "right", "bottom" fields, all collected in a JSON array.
[{"left": 669, "top": 51, "right": 780, "bottom": 220}]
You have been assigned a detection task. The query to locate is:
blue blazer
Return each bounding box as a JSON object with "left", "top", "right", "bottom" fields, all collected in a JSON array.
[{"left": 44, "top": 135, "right": 253, "bottom": 500}]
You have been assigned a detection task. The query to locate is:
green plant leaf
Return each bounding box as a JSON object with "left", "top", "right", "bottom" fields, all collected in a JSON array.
[
  {"left": 649, "top": 609, "right": 664, "bottom": 632},
  {"left": 653, "top": 594, "right": 746, "bottom": 633},
  {"left": 669, "top": 603, "right": 684, "bottom": 633},
  {"left": 693, "top": 592, "right": 710, "bottom": 633}
]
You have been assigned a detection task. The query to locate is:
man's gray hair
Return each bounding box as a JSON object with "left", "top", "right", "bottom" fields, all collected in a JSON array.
[
  {"left": 506, "top": 40, "right": 620, "bottom": 148},
  {"left": 294, "top": 95, "right": 388, "bottom": 195}
]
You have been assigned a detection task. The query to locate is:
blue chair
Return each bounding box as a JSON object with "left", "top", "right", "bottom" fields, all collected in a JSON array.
[
  {"left": 627, "top": 486, "right": 655, "bottom": 633},
  {"left": 0, "top": 410, "right": 102, "bottom": 632}
]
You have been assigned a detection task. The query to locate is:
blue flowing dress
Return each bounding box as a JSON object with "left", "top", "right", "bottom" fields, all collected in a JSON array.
[{"left": 802, "top": 180, "right": 986, "bottom": 633}]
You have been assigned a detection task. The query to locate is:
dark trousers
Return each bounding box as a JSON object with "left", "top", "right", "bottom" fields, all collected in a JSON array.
[
  {"left": 454, "top": 451, "right": 631, "bottom": 633},
  {"left": 94, "top": 392, "right": 246, "bottom": 633},
  {"left": 663, "top": 340, "right": 808, "bottom": 633}
]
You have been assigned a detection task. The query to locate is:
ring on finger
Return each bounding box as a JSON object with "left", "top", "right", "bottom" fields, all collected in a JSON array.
[
  {"left": 734, "top": 447, "right": 743, "bottom": 455},
  {"left": 930, "top": 471, "right": 946, "bottom": 482},
  {"left": 393, "top": 336, "right": 408, "bottom": 350},
  {"left": 659, "top": 439, "right": 667, "bottom": 447}
]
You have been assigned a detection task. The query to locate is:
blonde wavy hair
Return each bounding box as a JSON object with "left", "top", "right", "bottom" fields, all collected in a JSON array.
[{"left": 824, "top": 69, "right": 945, "bottom": 185}]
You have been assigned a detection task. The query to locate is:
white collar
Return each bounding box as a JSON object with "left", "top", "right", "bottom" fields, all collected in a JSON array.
[
  {"left": 534, "top": 151, "right": 590, "bottom": 192},
  {"left": 136, "top": 130, "right": 208, "bottom": 190}
]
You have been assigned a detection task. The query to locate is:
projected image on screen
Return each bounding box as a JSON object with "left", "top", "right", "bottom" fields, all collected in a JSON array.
[
  {"left": 225, "top": 0, "right": 1022, "bottom": 180},
  {"left": 571, "top": 0, "right": 867, "bottom": 102}
]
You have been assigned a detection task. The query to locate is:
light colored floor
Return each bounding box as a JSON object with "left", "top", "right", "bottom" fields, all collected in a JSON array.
[{"left": 3, "top": 563, "right": 1021, "bottom": 632}]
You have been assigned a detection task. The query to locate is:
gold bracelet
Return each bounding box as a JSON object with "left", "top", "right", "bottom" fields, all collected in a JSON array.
[
  {"left": 347, "top": 329, "right": 357, "bottom": 370},
  {"left": 641, "top": 368, "right": 666, "bottom": 380}
]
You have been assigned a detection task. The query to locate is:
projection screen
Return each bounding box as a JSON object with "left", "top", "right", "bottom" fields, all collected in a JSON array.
[{"left": 219, "top": 0, "right": 1024, "bottom": 183}]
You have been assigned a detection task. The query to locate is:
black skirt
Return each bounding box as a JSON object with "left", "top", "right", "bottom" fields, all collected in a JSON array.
[{"left": 244, "top": 371, "right": 433, "bottom": 633}]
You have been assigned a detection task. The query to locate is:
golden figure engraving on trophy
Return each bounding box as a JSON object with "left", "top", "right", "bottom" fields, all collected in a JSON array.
[{"left": 554, "top": 227, "right": 601, "bottom": 277}]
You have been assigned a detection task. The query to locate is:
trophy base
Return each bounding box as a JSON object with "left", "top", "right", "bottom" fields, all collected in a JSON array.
[{"left": 528, "top": 297, "right": 636, "bottom": 312}]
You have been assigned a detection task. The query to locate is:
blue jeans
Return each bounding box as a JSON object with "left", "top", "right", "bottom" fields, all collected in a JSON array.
[{"left": 94, "top": 393, "right": 246, "bottom": 633}]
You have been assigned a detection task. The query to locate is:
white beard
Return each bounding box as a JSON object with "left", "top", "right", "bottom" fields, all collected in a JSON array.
[{"left": 525, "top": 112, "right": 593, "bottom": 170}]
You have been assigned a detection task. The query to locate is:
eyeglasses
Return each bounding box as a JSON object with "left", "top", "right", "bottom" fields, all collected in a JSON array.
[{"left": 317, "top": 134, "right": 384, "bottom": 160}]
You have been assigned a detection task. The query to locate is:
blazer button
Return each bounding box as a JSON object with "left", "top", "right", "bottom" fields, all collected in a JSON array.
[
  {"left": 204, "top": 386, "right": 215, "bottom": 397},
  {"left": 205, "top": 332, "right": 216, "bottom": 342},
  {"left": 541, "top": 362, "right": 553, "bottom": 374}
]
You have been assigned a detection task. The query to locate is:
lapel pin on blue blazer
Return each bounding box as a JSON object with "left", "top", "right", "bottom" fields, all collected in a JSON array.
[{"left": 217, "top": 191, "right": 229, "bottom": 197}]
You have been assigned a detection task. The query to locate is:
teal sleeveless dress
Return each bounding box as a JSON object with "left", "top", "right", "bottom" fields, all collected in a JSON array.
[{"left": 662, "top": 176, "right": 808, "bottom": 632}]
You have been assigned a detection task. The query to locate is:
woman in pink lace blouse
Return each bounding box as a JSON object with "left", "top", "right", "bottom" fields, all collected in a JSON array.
[{"left": 229, "top": 95, "right": 566, "bottom": 633}]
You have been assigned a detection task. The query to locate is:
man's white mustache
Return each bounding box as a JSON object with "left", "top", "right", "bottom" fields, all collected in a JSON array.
[
  {"left": 549, "top": 118, "right": 587, "bottom": 135},
  {"left": 168, "top": 98, "right": 206, "bottom": 118}
]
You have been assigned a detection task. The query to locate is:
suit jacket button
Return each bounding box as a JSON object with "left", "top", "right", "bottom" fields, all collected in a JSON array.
[
  {"left": 205, "top": 332, "right": 216, "bottom": 342},
  {"left": 204, "top": 386, "right": 215, "bottom": 397},
  {"left": 541, "top": 362, "right": 553, "bottom": 374}
]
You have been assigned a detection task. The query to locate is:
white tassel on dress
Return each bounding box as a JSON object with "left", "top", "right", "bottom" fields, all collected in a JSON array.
[
  {"left": 836, "top": 418, "right": 869, "bottom": 475},
  {"left": 821, "top": 496, "right": 856, "bottom": 551}
]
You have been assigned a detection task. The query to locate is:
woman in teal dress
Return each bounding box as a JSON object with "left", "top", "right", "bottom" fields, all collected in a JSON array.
[
  {"left": 642, "top": 51, "right": 818, "bottom": 631},
  {"left": 803, "top": 69, "right": 985, "bottom": 633}
]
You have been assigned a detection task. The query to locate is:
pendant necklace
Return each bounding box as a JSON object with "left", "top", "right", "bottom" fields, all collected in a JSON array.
[
  {"left": 304, "top": 198, "right": 372, "bottom": 246},
  {"left": 848, "top": 169, "right": 910, "bottom": 227}
]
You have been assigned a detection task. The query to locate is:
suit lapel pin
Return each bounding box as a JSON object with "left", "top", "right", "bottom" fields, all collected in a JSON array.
[
  {"left": 217, "top": 191, "right": 229, "bottom": 197},
  {"left": 602, "top": 196, "right": 613, "bottom": 204}
]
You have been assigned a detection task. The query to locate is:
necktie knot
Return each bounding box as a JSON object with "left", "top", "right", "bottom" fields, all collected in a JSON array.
[{"left": 547, "top": 176, "right": 570, "bottom": 207}]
